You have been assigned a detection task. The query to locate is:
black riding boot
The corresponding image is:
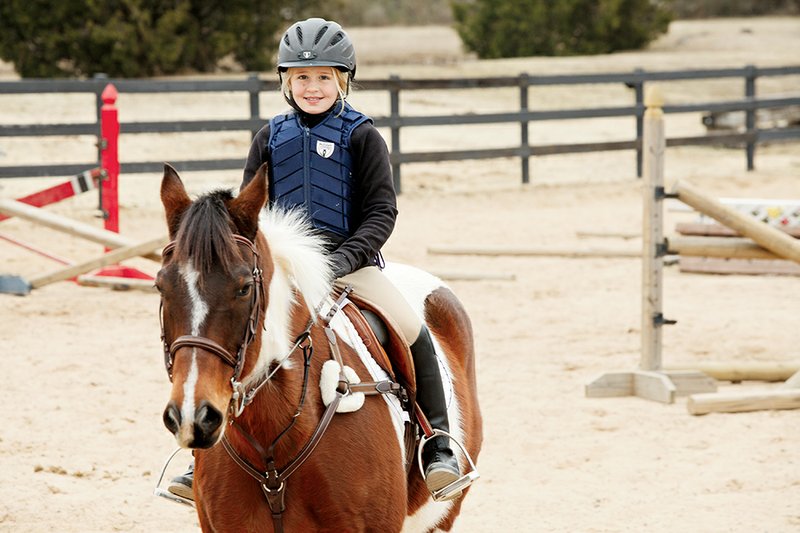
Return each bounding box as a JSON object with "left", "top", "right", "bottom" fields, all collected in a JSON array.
[{"left": 410, "top": 326, "right": 462, "bottom": 501}]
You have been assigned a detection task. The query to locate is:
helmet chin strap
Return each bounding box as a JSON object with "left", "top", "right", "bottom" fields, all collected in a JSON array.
[
  {"left": 283, "top": 92, "right": 305, "bottom": 114},
  {"left": 278, "top": 71, "right": 304, "bottom": 113}
]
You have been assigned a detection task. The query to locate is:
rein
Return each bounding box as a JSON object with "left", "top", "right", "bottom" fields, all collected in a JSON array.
[
  {"left": 160, "top": 233, "right": 403, "bottom": 531},
  {"left": 160, "top": 234, "right": 264, "bottom": 390},
  {"left": 221, "top": 288, "right": 354, "bottom": 533}
]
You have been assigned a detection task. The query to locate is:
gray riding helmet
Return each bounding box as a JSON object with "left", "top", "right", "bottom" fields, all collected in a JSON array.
[{"left": 277, "top": 18, "right": 357, "bottom": 78}]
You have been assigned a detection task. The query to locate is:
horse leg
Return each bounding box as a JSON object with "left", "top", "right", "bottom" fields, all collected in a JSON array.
[
  {"left": 195, "top": 497, "right": 214, "bottom": 533},
  {"left": 423, "top": 287, "right": 483, "bottom": 527}
]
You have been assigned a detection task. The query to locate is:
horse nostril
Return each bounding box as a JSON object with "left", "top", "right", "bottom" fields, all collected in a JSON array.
[
  {"left": 195, "top": 402, "right": 223, "bottom": 438},
  {"left": 163, "top": 402, "right": 181, "bottom": 434}
]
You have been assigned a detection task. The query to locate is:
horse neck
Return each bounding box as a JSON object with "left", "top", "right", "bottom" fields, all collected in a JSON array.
[{"left": 233, "top": 293, "right": 328, "bottom": 462}]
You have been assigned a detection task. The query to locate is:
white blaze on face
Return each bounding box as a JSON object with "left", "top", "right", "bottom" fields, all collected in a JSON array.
[
  {"left": 181, "top": 262, "right": 209, "bottom": 335},
  {"left": 178, "top": 262, "right": 209, "bottom": 434}
]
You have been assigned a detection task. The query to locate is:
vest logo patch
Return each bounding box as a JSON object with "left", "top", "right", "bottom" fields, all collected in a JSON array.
[{"left": 316, "top": 141, "right": 335, "bottom": 158}]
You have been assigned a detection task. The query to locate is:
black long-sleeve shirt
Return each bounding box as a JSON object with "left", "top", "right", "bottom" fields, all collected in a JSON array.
[{"left": 241, "top": 108, "right": 398, "bottom": 276}]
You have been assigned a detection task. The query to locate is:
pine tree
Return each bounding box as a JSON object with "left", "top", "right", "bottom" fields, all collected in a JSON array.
[
  {"left": 452, "top": 0, "right": 672, "bottom": 58},
  {"left": 0, "top": 0, "right": 323, "bottom": 78}
]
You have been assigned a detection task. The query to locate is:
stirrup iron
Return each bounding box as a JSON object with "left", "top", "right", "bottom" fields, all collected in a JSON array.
[
  {"left": 417, "top": 429, "right": 480, "bottom": 502},
  {"left": 153, "top": 447, "right": 196, "bottom": 508}
]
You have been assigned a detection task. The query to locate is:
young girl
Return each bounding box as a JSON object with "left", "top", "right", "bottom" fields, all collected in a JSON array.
[{"left": 169, "top": 17, "right": 461, "bottom": 502}]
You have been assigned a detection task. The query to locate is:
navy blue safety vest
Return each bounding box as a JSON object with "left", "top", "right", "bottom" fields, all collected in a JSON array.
[{"left": 268, "top": 103, "right": 371, "bottom": 238}]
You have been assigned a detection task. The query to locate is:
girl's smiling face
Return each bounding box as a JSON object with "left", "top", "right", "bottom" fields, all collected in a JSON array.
[{"left": 288, "top": 67, "right": 340, "bottom": 114}]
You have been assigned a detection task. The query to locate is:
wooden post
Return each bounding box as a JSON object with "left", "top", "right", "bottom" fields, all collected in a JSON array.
[
  {"left": 95, "top": 83, "right": 154, "bottom": 281},
  {"left": 585, "top": 86, "right": 716, "bottom": 404},
  {"left": 641, "top": 86, "right": 665, "bottom": 373},
  {"left": 247, "top": 73, "right": 261, "bottom": 140},
  {"left": 100, "top": 84, "right": 120, "bottom": 234},
  {"left": 634, "top": 68, "right": 645, "bottom": 178},
  {"left": 744, "top": 65, "right": 756, "bottom": 171},
  {"left": 389, "top": 75, "right": 402, "bottom": 194},
  {"left": 519, "top": 72, "right": 530, "bottom": 184}
]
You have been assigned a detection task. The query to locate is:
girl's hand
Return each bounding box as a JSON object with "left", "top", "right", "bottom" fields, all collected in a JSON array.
[{"left": 330, "top": 252, "right": 351, "bottom": 279}]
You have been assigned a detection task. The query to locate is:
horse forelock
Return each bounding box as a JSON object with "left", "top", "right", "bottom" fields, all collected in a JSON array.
[{"left": 174, "top": 190, "right": 242, "bottom": 282}]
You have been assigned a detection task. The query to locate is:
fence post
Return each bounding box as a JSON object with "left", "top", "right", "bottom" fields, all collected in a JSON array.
[
  {"left": 641, "top": 86, "right": 666, "bottom": 372},
  {"left": 519, "top": 73, "right": 530, "bottom": 184},
  {"left": 100, "top": 83, "right": 120, "bottom": 235},
  {"left": 93, "top": 73, "right": 108, "bottom": 210},
  {"left": 389, "top": 74, "right": 402, "bottom": 193},
  {"left": 634, "top": 68, "right": 645, "bottom": 178},
  {"left": 744, "top": 64, "right": 757, "bottom": 171},
  {"left": 247, "top": 73, "right": 261, "bottom": 140}
]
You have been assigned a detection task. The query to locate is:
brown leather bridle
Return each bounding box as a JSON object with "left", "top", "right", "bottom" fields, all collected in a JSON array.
[
  {"left": 159, "top": 233, "right": 265, "bottom": 415},
  {"left": 158, "top": 236, "right": 407, "bottom": 531}
]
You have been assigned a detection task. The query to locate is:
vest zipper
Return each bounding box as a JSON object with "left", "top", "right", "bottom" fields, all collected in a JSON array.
[{"left": 303, "top": 126, "right": 311, "bottom": 210}]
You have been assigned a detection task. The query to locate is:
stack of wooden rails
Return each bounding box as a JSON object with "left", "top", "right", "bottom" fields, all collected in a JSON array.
[{"left": 675, "top": 199, "right": 800, "bottom": 276}]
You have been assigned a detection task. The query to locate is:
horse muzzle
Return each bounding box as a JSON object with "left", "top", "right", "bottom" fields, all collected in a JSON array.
[{"left": 163, "top": 400, "right": 225, "bottom": 449}]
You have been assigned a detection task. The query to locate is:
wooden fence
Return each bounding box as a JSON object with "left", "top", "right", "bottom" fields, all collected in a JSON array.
[{"left": 1, "top": 65, "right": 799, "bottom": 192}]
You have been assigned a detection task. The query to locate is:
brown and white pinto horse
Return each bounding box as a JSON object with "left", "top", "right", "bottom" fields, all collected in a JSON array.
[{"left": 157, "top": 164, "right": 482, "bottom": 532}]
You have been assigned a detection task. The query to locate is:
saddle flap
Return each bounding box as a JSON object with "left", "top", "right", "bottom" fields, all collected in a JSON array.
[{"left": 341, "top": 293, "right": 416, "bottom": 403}]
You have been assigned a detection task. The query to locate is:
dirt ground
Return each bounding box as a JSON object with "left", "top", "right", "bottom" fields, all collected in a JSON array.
[{"left": 1, "top": 17, "right": 800, "bottom": 533}]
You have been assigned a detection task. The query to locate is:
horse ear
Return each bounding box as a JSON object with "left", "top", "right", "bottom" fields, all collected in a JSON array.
[
  {"left": 160, "top": 163, "right": 192, "bottom": 239},
  {"left": 229, "top": 164, "right": 268, "bottom": 240}
]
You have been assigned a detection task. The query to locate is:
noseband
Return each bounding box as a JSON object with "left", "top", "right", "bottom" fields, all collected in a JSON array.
[
  {"left": 159, "top": 234, "right": 265, "bottom": 410},
  {"left": 158, "top": 233, "right": 411, "bottom": 531}
]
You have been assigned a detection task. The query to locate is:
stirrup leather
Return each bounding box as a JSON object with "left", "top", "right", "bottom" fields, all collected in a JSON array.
[
  {"left": 417, "top": 429, "right": 480, "bottom": 502},
  {"left": 153, "top": 447, "right": 196, "bottom": 508}
]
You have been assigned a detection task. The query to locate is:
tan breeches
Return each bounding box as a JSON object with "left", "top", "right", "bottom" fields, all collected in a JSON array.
[{"left": 336, "top": 266, "right": 422, "bottom": 344}]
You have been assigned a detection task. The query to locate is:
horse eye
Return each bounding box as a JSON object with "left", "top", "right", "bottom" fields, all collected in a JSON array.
[
  {"left": 237, "top": 284, "right": 252, "bottom": 298},
  {"left": 154, "top": 275, "right": 165, "bottom": 294}
]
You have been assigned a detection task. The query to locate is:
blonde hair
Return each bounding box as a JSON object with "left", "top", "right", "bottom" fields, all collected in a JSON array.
[{"left": 282, "top": 67, "right": 350, "bottom": 115}]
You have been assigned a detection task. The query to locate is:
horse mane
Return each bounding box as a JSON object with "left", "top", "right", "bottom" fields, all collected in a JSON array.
[
  {"left": 260, "top": 205, "right": 333, "bottom": 316},
  {"left": 254, "top": 206, "right": 334, "bottom": 372},
  {"left": 173, "top": 189, "right": 240, "bottom": 280},
  {"left": 173, "top": 190, "right": 333, "bottom": 307}
]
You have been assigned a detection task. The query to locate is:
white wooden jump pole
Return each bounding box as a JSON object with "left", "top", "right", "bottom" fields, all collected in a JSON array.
[
  {"left": 27, "top": 235, "right": 168, "bottom": 290},
  {"left": 0, "top": 198, "right": 161, "bottom": 262},
  {"left": 585, "top": 87, "right": 716, "bottom": 404}
]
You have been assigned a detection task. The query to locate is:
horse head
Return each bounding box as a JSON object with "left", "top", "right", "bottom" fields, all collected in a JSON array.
[{"left": 157, "top": 163, "right": 270, "bottom": 448}]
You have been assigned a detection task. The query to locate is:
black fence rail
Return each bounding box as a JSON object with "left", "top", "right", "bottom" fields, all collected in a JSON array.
[{"left": 1, "top": 66, "right": 799, "bottom": 192}]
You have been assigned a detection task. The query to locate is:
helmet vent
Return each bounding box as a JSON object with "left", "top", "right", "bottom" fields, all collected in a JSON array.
[
  {"left": 328, "top": 32, "right": 344, "bottom": 47},
  {"left": 283, "top": 34, "right": 291, "bottom": 46},
  {"left": 314, "top": 25, "right": 329, "bottom": 45},
  {"left": 295, "top": 26, "right": 304, "bottom": 43}
]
